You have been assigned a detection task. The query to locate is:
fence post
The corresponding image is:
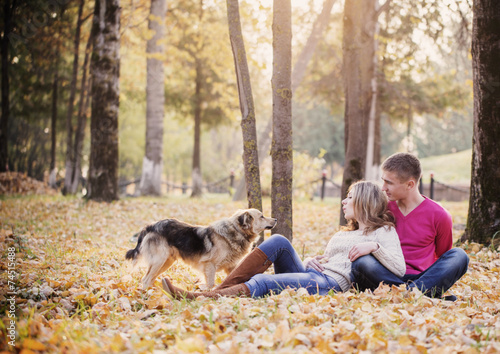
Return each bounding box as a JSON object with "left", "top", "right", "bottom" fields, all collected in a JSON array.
[
  {"left": 321, "top": 169, "right": 327, "bottom": 201},
  {"left": 230, "top": 170, "right": 235, "bottom": 188},
  {"left": 430, "top": 173, "right": 434, "bottom": 200},
  {"left": 419, "top": 178, "right": 423, "bottom": 194},
  {"left": 182, "top": 182, "right": 187, "bottom": 195}
]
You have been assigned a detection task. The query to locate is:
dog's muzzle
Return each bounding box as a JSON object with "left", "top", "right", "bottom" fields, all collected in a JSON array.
[{"left": 265, "top": 219, "right": 278, "bottom": 229}]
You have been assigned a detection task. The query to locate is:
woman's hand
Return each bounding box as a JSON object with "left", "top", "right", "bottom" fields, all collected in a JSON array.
[
  {"left": 348, "top": 242, "right": 379, "bottom": 262},
  {"left": 304, "top": 255, "right": 327, "bottom": 272}
]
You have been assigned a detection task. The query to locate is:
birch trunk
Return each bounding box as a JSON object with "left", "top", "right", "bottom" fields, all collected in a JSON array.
[
  {"left": 139, "top": 0, "right": 166, "bottom": 196},
  {"left": 87, "top": 0, "right": 121, "bottom": 202}
]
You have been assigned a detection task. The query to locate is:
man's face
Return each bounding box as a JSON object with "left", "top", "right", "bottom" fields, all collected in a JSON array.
[{"left": 381, "top": 170, "right": 410, "bottom": 201}]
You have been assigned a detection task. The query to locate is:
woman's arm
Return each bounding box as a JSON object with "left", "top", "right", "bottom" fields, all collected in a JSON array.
[{"left": 370, "top": 227, "right": 406, "bottom": 277}]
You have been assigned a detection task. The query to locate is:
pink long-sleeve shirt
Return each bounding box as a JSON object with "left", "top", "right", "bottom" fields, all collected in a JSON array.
[{"left": 388, "top": 196, "right": 453, "bottom": 275}]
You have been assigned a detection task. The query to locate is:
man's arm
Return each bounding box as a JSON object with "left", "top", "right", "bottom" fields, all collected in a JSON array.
[{"left": 434, "top": 209, "right": 453, "bottom": 258}]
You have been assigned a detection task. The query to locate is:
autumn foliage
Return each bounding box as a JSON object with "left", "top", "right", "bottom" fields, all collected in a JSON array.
[{"left": 1, "top": 190, "right": 499, "bottom": 353}]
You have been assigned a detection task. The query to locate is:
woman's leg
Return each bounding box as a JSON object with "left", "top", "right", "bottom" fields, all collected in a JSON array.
[
  {"left": 258, "top": 234, "right": 306, "bottom": 274},
  {"left": 216, "top": 234, "right": 306, "bottom": 290},
  {"left": 245, "top": 269, "right": 341, "bottom": 298}
]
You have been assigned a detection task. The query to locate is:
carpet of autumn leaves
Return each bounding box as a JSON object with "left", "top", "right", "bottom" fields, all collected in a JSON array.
[{"left": 1, "top": 189, "right": 500, "bottom": 353}]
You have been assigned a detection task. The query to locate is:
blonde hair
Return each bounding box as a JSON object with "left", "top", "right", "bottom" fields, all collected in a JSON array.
[{"left": 343, "top": 180, "right": 395, "bottom": 235}]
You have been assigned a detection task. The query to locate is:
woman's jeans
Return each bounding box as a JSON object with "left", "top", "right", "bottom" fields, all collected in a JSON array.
[
  {"left": 351, "top": 248, "right": 469, "bottom": 298},
  {"left": 245, "top": 234, "right": 341, "bottom": 298}
]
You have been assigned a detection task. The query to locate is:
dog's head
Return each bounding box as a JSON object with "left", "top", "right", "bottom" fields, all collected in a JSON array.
[{"left": 235, "top": 208, "right": 277, "bottom": 235}]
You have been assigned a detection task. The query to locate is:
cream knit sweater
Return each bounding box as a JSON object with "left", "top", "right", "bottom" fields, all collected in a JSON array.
[{"left": 316, "top": 226, "right": 405, "bottom": 292}]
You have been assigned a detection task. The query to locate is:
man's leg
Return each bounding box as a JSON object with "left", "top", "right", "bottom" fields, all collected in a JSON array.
[
  {"left": 351, "top": 255, "right": 405, "bottom": 291},
  {"left": 407, "top": 248, "right": 469, "bottom": 298}
]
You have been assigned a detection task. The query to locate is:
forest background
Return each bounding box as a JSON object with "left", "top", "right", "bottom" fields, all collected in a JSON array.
[
  {"left": 1, "top": 0, "right": 473, "bottom": 194},
  {"left": 2, "top": 0, "right": 500, "bottom": 352}
]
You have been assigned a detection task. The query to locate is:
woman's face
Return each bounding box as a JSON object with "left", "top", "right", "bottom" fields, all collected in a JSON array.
[{"left": 342, "top": 191, "right": 356, "bottom": 220}]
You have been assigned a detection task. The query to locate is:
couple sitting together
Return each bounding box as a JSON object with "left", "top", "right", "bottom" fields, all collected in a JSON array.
[{"left": 162, "top": 153, "right": 469, "bottom": 301}]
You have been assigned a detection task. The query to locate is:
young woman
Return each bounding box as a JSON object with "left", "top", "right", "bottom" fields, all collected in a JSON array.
[{"left": 161, "top": 181, "right": 406, "bottom": 299}]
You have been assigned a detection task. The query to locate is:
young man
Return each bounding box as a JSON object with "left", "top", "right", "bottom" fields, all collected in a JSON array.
[{"left": 351, "top": 152, "right": 469, "bottom": 300}]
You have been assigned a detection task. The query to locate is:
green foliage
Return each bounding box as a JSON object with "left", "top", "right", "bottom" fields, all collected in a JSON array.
[
  {"left": 164, "top": 0, "right": 239, "bottom": 128},
  {"left": 293, "top": 102, "right": 344, "bottom": 165},
  {"left": 4, "top": 0, "right": 474, "bottom": 196}
]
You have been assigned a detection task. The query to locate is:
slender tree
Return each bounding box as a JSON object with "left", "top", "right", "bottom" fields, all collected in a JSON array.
[
  {"left": 63, "top": 0, "right": 85, "bottom": 194},
  {"left": 226, "top": 0, "right": 262, "bottom": 212},
  {"left": 87, "top": 0, "right": 121, "bottom": 202},
  {"left": 191, "top": 57, "right": 203, "bottom": 197},
  {"left": 462, "top": 0, "right": 500, "bottom": 244},
  {"left": 70, "top": 27, "right": 94, "bottom": 193},
  {"left": 0, "top": 0, "right": 17, "bottom": 172},
  {"left": 271, "top": 0, "right": 293, "bottom": 240},
  {"left": 50, "top": 31, "right": 61, "bottom": 188},
  {"left": 232, "top": 0, "right": 336, "bottom": 202},
  {"left": 139, "top": 0, "right": 166, "bottom": 196}
]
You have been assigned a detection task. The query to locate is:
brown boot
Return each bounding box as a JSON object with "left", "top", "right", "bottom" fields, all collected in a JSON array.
[
  {"left": 161, "top": 277, "right": 251, "bottom": 300},
  {"left": 216, "top": 247, "right": 272, "bottom": 290}
]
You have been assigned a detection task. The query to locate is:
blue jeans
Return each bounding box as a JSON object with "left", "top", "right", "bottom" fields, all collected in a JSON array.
[
  {"left": 351, "top": 248, "right": 469, "bottom": 298},
  {"left": 245, "top": 235, "right": 341, "bottom": 298}
]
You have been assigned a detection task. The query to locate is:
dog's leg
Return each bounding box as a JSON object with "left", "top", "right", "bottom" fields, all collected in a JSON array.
[
  {"left": 158, "top": 258, "right": 175, "bottom": 277},
  {"left": 142, "top": 258, "right": 174, "bottom": 289},
  {"left": 203, "top": 263, "right": 217, "bottom": 289}
]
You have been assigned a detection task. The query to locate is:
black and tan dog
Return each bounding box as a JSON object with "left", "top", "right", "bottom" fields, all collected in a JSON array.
[{"left": 126, "top": 209, "right": 277, "bottom": 289}]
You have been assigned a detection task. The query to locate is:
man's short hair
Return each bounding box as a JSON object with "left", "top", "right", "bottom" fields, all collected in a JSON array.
[{"left": 381, "top": 152, "right": 422, "bottom": 182}]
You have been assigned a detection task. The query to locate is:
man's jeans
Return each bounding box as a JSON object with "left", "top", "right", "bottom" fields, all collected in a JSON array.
[
  {"left": 245, "top": 235, "right": 341, "bottom": 297},
  {"left": 351, "top": 248, "right": 469, "bottom": 298}
]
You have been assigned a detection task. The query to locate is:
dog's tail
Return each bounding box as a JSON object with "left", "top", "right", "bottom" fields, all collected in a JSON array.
[{"left": 125, "top": 226, "right": 150, "bottom": 261}]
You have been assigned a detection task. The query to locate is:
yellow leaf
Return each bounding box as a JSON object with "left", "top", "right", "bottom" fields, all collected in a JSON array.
[
  {"left": 341, "top": 331, "right": 361, "bottom": 343},
  {"left": 361, "top": 303, "right": 372, "bottom": 312},
  {"left": 22, "top": 338, "right": 47, "bottom": 351},
  {"left": 19, "top": 350, "right": 37, "bottom": 354},
  {"left": 215, "top": 332, "right": 231, "bottom": 343},
  {"left": 110, "top": 334, "right": 126, "bottom": 352},
  {"left": 175, "top": 335, "right": 206, "bottom": 352},
  {"left": 398, "top": 335, "right": 413, "bottom": 346}
]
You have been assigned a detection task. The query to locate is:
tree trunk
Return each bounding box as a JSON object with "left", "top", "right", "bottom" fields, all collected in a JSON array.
[
  {"left": 271, "top": 0, "right": 293, "bottom": 241},
  {"left": 364, "top": 0, "right": 381, "bottom": 181},
  {"left": 191, "top": 59, "right": 203, "bottom": 197},
  {"left": 87, "top": 0, "right": 121, "bottom": 202},
  {"left": 0, "top": 0, "right": 16, "bottom": 172},
  {"left": 462, "top": 0, "right": 500, "bottom": 244},
  {"left": 139, "top": 0, "right": 166, "bottom": 196},
  {"left": 340, "top": 0, "right": 378, "bottom": 225},
  {"left": 70, "top": 27, "right": 94, "bottom": 194},
  {"left": 226, "top": 0, "right": 262, "bottom": 212},
  {"left": 50, "top": 49, "right": 60, "bottom": 189},
  {"left": 63, "top": 0, "right": 85, "bottom": 194},
  {"left": 232, "top": 0, "right": 336, "bottom": 202}
]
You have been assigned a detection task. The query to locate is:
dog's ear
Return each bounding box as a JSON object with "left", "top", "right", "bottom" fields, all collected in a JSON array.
[{"left": 238, "top": 212, "right": 253, "bottom": 229}]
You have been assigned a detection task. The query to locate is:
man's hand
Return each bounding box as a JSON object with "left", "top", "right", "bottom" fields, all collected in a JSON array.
[
  {"left": 348, "top": 242, "right": 379, "bottom": 262},
  {"left": 304, "top": 255, "right": 327, "bottom": 272}
]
